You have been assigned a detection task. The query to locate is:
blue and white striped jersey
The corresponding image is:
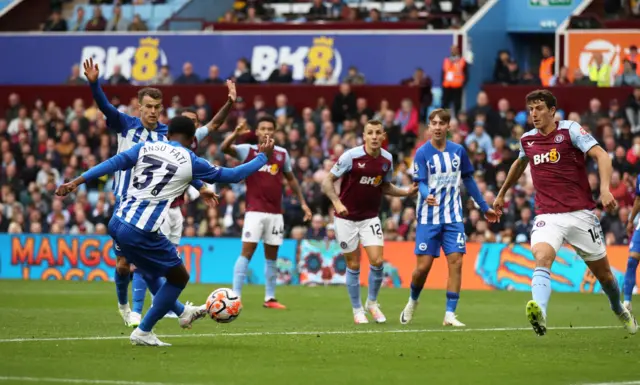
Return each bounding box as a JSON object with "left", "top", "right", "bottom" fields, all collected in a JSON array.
[
  {"left": 81, "top": 140, "right": 268, "bottom": 233},
  {"left": 413, "top": 141, "right": 475, "bottom": 225}
]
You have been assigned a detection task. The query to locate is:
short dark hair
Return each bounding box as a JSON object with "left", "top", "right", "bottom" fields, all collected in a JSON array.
[
  {"left": 137, "top": 87, "right": 163, "bottom": 102},
  {"left": 525, "top": 89, "right": 557, "bottom": 109},
  {"left": 429, "top": 108, "right": 451, "bottom": 123},
  {"left": 257, "top": 115, "right": 276, "bottom": 128},
  {"left": 168, "top": 116, "right": 196, "bottom": 138},
  {"left": 365, "top": 119, "right": 383, "bottom": 127},
  {"left": 176, "top": 107, "right": 197, "bottom": 116}
]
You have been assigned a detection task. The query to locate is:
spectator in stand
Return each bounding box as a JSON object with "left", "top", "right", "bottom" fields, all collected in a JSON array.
[
  {"left": 572, "top": 69, "right": 596, "bottom": 86},
  {"left": 128, "top": 14, "right": 148, "bottom": 31},
  {"left": 106, "top": 5, "right": 129, "bottom": 31},
  {"left": 539, "top": 45, "right": 555, "bottom": 87},
  {"left": 233, "top": 58, "right": 256, "bottom": 84},
  {"left": 244, "top": 7, "right": 262, "bottom": 23},
  {"left": 626, "top": 87, "right": 640, "bottom": 134},
  {"left": 549, "top": 66, "right": 571, "bottom": 86},
  {"left": 315, "top": 67, "right": 338, "bottom": 86},
  {"left": 589, "top": 52, "right": 612, "bottom": 87},
  {"left": 174, "top": 62, "right": 201, "bottom": 84},
  {"left": 620, "top": 45, "right": 640, "bottom": 76},
  {"left": 394, "top": 98, "right": 419, "bottom": 137},
  {"left": 301, "top": 66, "right": 316, "bottom": 85},
  {"left": 69, "top": 7, "right": 86, "bottom": 31},
  {"left": 493, "top": 50, "right": 518, "bottom": 85},
  {"left": 467, "top": 91, "right": 499, "bottom": 134},
  {"left": 43, "top": 10, "right": 68, "bottom": 31},
  {"left": 343, "top": 66, "right": 366, "bottom": 85},
  {"left": 204, "top": 65, "right": 224, "bottom": 84},
  {"left": 85, "top": 6, "right": 107, "bottom": 31},
  {"left": 306, "top": 214, "right": 327, "bottom": 240},
  {"left": 150, "top": 65, "right": 173, "bottom": 85},
  {"left": 331, "top": 83, "right": 356, "bottom": 123},
  {"left": 441, "top": 45, "right": 467, "bottom": 115},
  {"left": 308, "top": 0, "right": 329, "bottom": 20},
  {"left": 465, "top": 119, "right": 493, "bottom": 157},
  {"left": 400, "top": 0, "right": 419, "bottom": 18},
  {"left": 105, "top": 65, "right": 130, "bottom": 85},
  {"left": 400, "top": 68, "right": 433, "bottom": 119},
  {"left": 66, "top": 65, "right": 86, "bottom": 86},
  {"left": 615, "top": 60, "right": 640, "bottom": 87},
  {"left": 268, "top": 64, "right": 294, "bottom": 84}
]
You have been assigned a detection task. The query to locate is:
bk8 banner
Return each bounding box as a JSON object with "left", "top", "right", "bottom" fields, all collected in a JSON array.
[{"left": 0, "top": 32, "right": 454, "bottom": 85}]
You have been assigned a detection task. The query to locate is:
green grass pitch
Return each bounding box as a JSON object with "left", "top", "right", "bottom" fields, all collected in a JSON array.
[{"left": 0, "top": 280, "right": 637, "bottom": 385}]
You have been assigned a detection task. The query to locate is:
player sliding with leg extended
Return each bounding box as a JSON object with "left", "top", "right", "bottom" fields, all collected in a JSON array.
[
  {"left": 322, "top": 119, "right": 417, "bottom": 324},
  {"left": 84, "top": 58, "right": 231, "bottom": 327},
  {"left": 494, "top": 90, "right": 637, "bottom": 336},
  {"left": 400, "top": 109, "right": 498, "bottom": 327},
  {"left": 221, "top": 116, "right": 312, "bottom": 309},
  {"left": 55, "top": 115, "right": 275, "bottom": 346},
  {"left": 623, "top": 175, "right": 640, "bottom": 311}
]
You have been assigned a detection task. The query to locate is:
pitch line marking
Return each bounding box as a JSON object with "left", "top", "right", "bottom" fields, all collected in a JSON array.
[
  {"left": 579, "top": 382, "right": 640, "bottom": 385},
  {"left": 0, "top": 325, "right": 619, "bottom": 344},
  {"left": 0, "top": 377, "right": 205, "bottom": 385}
]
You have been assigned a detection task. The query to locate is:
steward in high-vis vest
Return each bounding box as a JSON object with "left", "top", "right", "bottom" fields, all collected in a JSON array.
[
  {"left": 539, "top": 45, "right": 555, "bottom": 87},
  {"left": 589, "top": 52, "right": 612, "bottom": 87},
  {"left": 441, "top": 45, "right": 467, "bottom": 115}
]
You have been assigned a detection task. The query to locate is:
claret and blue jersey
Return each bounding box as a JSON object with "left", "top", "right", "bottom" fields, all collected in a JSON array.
[{"left": 412, "top": 140, "right": 489, "bottom": 257}]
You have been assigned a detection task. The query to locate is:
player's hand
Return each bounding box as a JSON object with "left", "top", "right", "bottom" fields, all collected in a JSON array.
[
  {"left": 600, "top": 191, "right": 618, "bottom": 212},
  {"left": 493, "top": 195, "right": 505, "bottom": 216},
  {"left": 199, "top": 187, "right": 220, "bottom": 208},
  {"left": 484, "top": 208, "right": 500, "bottom": 224},
  {"left": 83, "top": 58, "right": 100, "bottom": 83},
  {"left": 426, "top": 194, "right": 438, "bottom": 206},
  {"left": 226, "top": 79, "right": 237, "bottom": 103},
  {"left": 334, "top": 201, "right": 349, "bottom": 217},
  {"left": 234, "top": 118, "right": 251, "bottom": 136},
  {"left": 406, "top": 184, "right": 419, "bottom": 197},
  {"left": 259, "top": 135, "right": 275, "bottom": 158},
  {"left": 301, "top": 204, "right": 313, "bottom": 222},
  {"left": 55, "top": 182, "right": 77, "bottom": 197}
]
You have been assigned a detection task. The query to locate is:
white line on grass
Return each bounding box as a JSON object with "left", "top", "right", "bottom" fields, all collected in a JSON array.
[
  {"left": 0, "top": 377, "right": 204, "bottom": 385},
  {"left": 579, "top": 382, "right": 640, "bottom": 385},
  {"left": 0, "top": 325, "right": 618, "bottom": 344}
]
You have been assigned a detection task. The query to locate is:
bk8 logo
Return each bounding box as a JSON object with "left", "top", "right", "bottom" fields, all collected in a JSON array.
[
  {"left": 533, "top": 148, "right": 560, "bottom": 165},
  {"left": 359, "top": 175, "right": 382, "bottom": 186}
]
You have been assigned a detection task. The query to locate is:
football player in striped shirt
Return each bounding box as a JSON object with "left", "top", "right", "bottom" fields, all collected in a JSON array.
[
  {"left": 400, "top": 109, "right": 498, "bottom": 326},
  {"left": 55, "top": 115, "right": 274, "bottom": 346}
]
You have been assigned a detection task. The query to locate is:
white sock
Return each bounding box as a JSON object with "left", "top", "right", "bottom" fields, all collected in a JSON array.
[
  {"left": 265, "top": 259, "right": 277, "bottom": 301},
  {"left": 233, "top": 256, "right": 249, "bottom": 296}
]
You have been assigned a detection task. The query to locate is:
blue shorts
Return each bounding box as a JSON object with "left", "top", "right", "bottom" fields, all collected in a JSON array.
[
  {"left": 631, "top": 229, "right": 640, "bottom": 254},
  {"left": 108, "top": 216, "right": 182, "bottom": 278},
  {"left": 414, "top": 222, "right": 466, "bottom": 256}
]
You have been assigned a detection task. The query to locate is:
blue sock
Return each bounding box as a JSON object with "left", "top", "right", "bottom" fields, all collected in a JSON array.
[
  {"left": 132, "top": 272, "right": 147, "bottom": 314},
  {"left": 141, "top": 275, "right": 184, "bottom": 316},
  {"left": 531, "top": 267, "right": 551, "bottom": 316},
  {"left": 139, "top": 281, "right": 185, "bottom": 332},
  {"left": 624, "top": 257, "right": 639, "bottom": 302},
  {"left": 410, "top": 282, "right": 423, "bottom": 301},
  {"left": 446, "top": 291, "right": 460, "bottom": 313},
  {"left": 265, "top": 259, "right": 277, "bottom": 301},
  {"left": 601, "top": 278, "right": 624, "bottom": 315},
  {"left": 233, "top": 256, "right": 249, "bottom": 296},
  {"left": 367, "top": 265, "right": 384, "bottom": 302},
  {"left": 114, "top": 269, "right": 130, "bottom": 306},
  {"left": 346, "top": 268, "right": 362, "bottom": 309}
]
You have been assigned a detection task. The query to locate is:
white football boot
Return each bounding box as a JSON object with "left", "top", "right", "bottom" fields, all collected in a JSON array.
[
  {"left": 130, "top": 328, "right": 171, "bottom": 347},
  {"left": 365, "top": 299, "right": 387, "bottom": 323},
  {"left": 624, "top": 300, "right": 632, "bottom": 312},
  {"left": 443, "top": 311, "right": 466, "bottom": 327},
  {"left": 526, "top": 300, "right": 547, "bottom": 336},
  {"left": 118, "top": 303, "right": 132, "bottom": 326},
  {"left": 178, "top": 302, "right": 207, "bottom": 329},
  {"left": 617, "top": 305, "right": 638, "bottom": 335},
  {"left": 353, "top": 308, "right": 369, "bottom": 324},
  {"left": 128, "top": 312, "right": 142, "bottom": 328},
  {"left": 400, "top": 299, "right": 418, "bottom": 325}
]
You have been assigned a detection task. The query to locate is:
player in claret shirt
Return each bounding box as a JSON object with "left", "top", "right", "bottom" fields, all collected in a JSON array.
[
  {"left": 494, "top": 89, "right": 637, "bottom": 336},
  {"left": 322, "top": 119, "right": 417, "bottom": 324}
]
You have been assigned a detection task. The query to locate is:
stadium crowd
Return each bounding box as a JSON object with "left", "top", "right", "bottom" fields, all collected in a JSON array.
[{"left": 1, "top": 78, "right": 639, "bottom": 246}]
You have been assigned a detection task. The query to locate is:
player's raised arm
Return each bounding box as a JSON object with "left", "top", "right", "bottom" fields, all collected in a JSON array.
[
  {"left": 220, "top": 119, "right": 251, "bottom": 159},
  {"left": 84, "top": 58, "right": 126, "bottom": 132},
  {"left": 322, "top": 151, "right": 353, "bottom": 216},
  {"left": 193, "top": 136, "right": 273, "bottom": 184},
  {"left": 55, "top": 143, "right": 143, "bottom": 196},
  {"left": 283, "top": 151, "right": 313, "bottom": 221},
  {"left": 194, "top": 80, "right": 237, "bottom": 144}
]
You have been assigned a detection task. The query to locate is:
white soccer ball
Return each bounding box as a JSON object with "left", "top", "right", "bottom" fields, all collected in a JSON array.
[{"left": 206, "top": 288, "right": 242, "bottom": 323}]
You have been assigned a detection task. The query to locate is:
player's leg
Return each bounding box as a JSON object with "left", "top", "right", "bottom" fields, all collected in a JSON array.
[
  {"left": 334, "top": 217, "right": 367, "bottom": 323},
  {"left": 130, "top": 270, "right": 147, "bottom": 323},
  {"left": 233, "top": 212, "right": 261, "bottom": 298},
  {"left": 441, "top": 223, "right": 467, "bottom": 326},
  {"left": 155, "top": 208, "right": 183, "bottom": 319},
  {"left": 360, "top": 217, "right": 386, "bottom": 323},
  {"left": 400, "top": 224, "right": 442, "bottom": 325},
  {"left": 526, "top": 215, "right": 564, "bottom": 336},
  {"left": 263, "top": 214, "right": 286, "bottom": 309},
  {"left": 568, "top": 211, "right": 637, "bottom": 334},
  {"left": 114, "top": 253, "right": 133, "bottom": 326},
  {"left": 623, "top": 231, "right": 640, "bottom": 310}
]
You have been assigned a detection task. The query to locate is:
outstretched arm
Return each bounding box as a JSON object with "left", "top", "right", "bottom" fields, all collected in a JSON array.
[
  {"left": 496, "top": 157, "right": 528, "bottom": 200},
  {"left": 84, "top": 58, "right": 125, "bottom": 132},
  {"left": 462, "top": 174, "right": 490, "bottom": 213},
  {"left": 381, "top": 182, "right": 418, "bottom": 197},
  {"left": 194, "top": 80, "right": 236, "bottom": 145}
]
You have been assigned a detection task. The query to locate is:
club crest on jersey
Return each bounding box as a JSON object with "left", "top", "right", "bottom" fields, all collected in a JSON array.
[
  {"left": 533, "top": 148, "right": 560, "bottom": 165},
  {"left": 275, "top": 153, "right": 283, "bottom": 161},
  {"left": 359, "top": 175, "right": 383, "bottom": 186},
  {"left": 382, "top": 163, "right": 389, "bottom": 172},
  {"left": 554, "top": 134, "right": 564, "bottom": 143},
  {"left": 536, "top": 221, "right": 546, "bottom": 227},
  {"left": 259, "top": 163, "right": 280, "bottom": 175},
  {"left": 340, "top": 241, "right": 348, "bottom": 249},
  {"left": 451, "top": 156, "right": 460, "bottom": 171}
]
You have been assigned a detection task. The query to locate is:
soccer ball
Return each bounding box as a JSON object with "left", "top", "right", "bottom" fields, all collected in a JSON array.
[{"left": 206, "top": 288, "right": 242, "bottom": 323}]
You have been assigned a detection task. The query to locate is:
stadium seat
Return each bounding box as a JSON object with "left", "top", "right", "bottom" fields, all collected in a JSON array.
[{"left": 70, "top": 0, "right": 189, "bottom": 31}]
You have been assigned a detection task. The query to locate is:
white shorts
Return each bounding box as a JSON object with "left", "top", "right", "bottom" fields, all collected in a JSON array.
[
  {"left": 241, "top": 211, "right": 284, "bottom": 246},
  {"left": 334, "top": 216, "right": 384, "bottom": 253},
  {"left": 160, "top": 206, "right": 184, "bottom": 245},
  {"left": 531, "top": 210, "right": 606, "bottom": 262}
]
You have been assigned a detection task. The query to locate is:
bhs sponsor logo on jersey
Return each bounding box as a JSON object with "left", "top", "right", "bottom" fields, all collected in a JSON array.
[
  {"left": 259, "top": 164, "right": 280, "bottom": 176},
  {"left": 533, "top": 148, "right": 561, "bottom": 165},
  {"left": 360, "top": 175, "right": 383, "bottom": 186}
]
